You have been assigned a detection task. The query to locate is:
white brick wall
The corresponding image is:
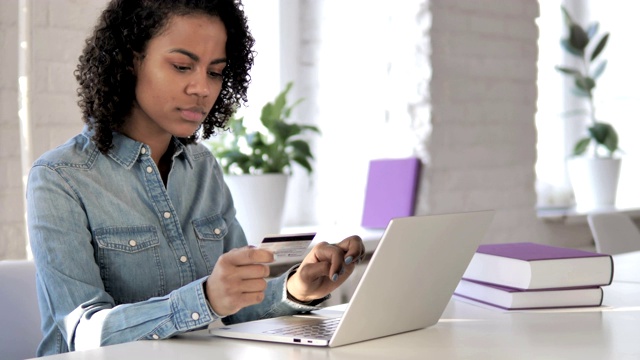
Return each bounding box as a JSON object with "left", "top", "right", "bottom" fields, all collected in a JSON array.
[
  {"left": 0, "top": 0, "right": 596, "bottom": 259},
  {"left": 0, "top": 0, "right": 106, "bottom": 259},
  {"left": 0, "top": 0, "right": 26, "bottom": 259},
  {"left": 421, "top": 0, "right": 544, "bottom": 244},
  {"left": 29, "top": 0, "right": 106, "bottom": 160}
]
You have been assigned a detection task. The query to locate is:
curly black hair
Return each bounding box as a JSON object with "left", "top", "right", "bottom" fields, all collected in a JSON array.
[{"left": 75, "top": 0, "right": 255, "bottom": 153}]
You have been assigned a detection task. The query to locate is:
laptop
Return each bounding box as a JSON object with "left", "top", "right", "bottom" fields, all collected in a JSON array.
[{"left": 209, "top": 210, "right": 495, "bottom": 347}]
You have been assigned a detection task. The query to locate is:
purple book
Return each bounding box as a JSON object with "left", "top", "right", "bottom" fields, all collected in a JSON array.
[
  {"left": 462, "top": 242, "right": 614, "bottom": 290},
  {"left": 361, "top": 158, "right": 420, "bottom": 228},
  {"left": 454, "top": 278, "right": 604, "bottom": 310},
  {"left": 476, "top": 242, "right": 606, "bottom": 260}
]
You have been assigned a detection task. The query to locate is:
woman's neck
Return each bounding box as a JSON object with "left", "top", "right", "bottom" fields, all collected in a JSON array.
[{"left": 120, "top": 116, "right": 172, "bottom": 166}]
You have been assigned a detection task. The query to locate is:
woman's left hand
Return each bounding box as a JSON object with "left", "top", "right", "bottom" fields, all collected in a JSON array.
[{"left": 286, "top": 235, "right": 365, "bottom": 303}]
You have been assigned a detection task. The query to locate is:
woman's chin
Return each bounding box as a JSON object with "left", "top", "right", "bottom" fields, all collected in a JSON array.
[{"left": 172, "top": 124, "right": 202, "bottom": 138}]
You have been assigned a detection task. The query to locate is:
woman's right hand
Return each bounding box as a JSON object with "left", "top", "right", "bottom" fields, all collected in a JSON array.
[{"left": 204, "top": 246, "right": 275, "bottom": 316}]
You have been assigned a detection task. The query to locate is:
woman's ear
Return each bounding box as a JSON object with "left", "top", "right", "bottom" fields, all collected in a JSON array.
[{"left": 131, "top": 51, "right": 144, "bottom": 74}]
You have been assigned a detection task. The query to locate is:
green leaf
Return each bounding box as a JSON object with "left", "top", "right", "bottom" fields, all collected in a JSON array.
[
  {"left": 292, "top": 155, "right": 313, "bottom": 174},
  {"left": 569, "top": 24, "right": 589, "bottom": 51},
  {"left": 560, "top": 38, "right": 583, "bottom": 57},
  {"left": 591, "top": 60, "right": 607, "bottom": 79},
  {"left": 561, "top": 6, "right": 574, "bottom": 26},
  {"left": 590, "top": 33, "right": 609, "bottom": 61},
  {"left": 588, "top": 122, "right": 610, "bottom": 143},
  {"left": 573, "top": 137, "right": 591, "bottom": 156},
  {"left": 246, "top": 131, "right": 264, "bottom": 148},
  {"left": 589, "top": 122, "right": 618, "bottom": 154},
  {"left": 260, "top": 82, "right": 295, "bottom": 132},
  {"left": 555, "top": 66, "right": 582, "bottom": 76},
  {"left": 230, "top": 116, "right": 246, "bottom": 135},
  {"left": 574, "top": 76, "right": 595, "bottom": 94},
  {"left": 299, "top": 124, "right": 321, "bottom": 134},
  {"left": 604, "top": 129, "right": 619, "bottom": 154},
  {"left": 219, "top": 150, "right": 252, "bottom": 174},
  {"left": 260, "top": 102, "right": 278, "bottom": 130},
  {"left": 273, "top": 121, "right": 299, "bottom": 143},
  {"left": 283, "top": 98, "right": 304, "bottom": 119},
  {"left": 288, "top": 139, "right": 313, "bottom": 158},
  {"left": 586, "top": 22, "right": 599, "bottom": 39}
]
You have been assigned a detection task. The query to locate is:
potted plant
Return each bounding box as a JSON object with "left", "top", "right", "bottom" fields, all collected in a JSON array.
[
  {"left": 555, "top": 6, "right": 621, "bottom": 209},
  {"left": 208, "top": 82, "right": 320, "bottom": 245}
]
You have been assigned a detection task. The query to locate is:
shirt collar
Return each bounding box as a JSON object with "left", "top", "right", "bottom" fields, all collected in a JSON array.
[{"left": 82, "top": 126, "right": 195, "bottom": 170}]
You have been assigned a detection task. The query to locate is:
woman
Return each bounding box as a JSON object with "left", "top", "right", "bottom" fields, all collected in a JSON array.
[{"left": 26, "top": 0, "right": 364, "bottom": 356}]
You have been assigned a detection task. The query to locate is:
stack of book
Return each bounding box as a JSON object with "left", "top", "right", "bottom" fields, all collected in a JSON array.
[{"left": 454, "top": 242, "right": 614, "bottom": 310}]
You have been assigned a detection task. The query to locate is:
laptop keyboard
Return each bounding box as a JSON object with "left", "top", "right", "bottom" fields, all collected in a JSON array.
[{"left": 263, "top": 318, "right": 340, "bottom": 338}]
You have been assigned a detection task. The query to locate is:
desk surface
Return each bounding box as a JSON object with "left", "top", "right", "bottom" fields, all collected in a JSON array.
[{"left": 35, "top": 252, "right": 640, "bottom": 360}]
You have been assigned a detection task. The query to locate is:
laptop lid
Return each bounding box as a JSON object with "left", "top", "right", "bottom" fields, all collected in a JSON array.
[
  {"left": 210, "top": 210, "right": 495, "bottom": 347},
  {"left": 329, "top": 210, "right": 494, "bottom": 346}
]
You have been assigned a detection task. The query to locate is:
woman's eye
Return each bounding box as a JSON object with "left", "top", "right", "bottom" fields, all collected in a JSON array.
[
  {"left": 208, "top": 71, "right": 223, "bottom": 79},
  {"left": 173, "top": 65, "right": 191, "bottom": 72}
]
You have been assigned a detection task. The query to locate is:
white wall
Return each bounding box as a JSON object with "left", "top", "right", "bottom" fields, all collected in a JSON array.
[
  {"left": 0, "top": 0, "right": 596, "bottom": 259},
  {"left": 0, "top": 0, "right": 107, "bottom": 260},
  {"left": 0, "top": 0, "right": 25, "bottom": 259},
  {"left": 28, "top": 0, "right": 106, "bottom": 159},
  {"left": 424, "top": 0, "right": 541, "bottom": 244}
]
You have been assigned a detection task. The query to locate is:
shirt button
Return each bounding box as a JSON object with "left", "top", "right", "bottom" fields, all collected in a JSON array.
[
  {"left": 191, "top": 312, "right": 200, "bottom": 321},
  {"left": 214, "top": 228, "right": 221, "bottom": 235},
  {"left": 152, "top": 334, "right": 159, "bottom": 340},
  {"left": 128, "top": 240, "right": 137, "bottom": 247},
  {"left": 146, "top": 166, "right": 153, "bottom": 173},
  {"left": 180, "top": 256, "right": 188, "bottom": 263},
  {"left": 163, "top": 212, "right": 171, "bottom": 219},
  {"left": 140, "top": 147, "right": 147, "bottom": 155}
]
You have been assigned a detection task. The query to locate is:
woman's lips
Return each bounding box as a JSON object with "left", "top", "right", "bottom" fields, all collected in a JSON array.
[{"left": 180, "top": 108, "right": 205, "bottom": 122}]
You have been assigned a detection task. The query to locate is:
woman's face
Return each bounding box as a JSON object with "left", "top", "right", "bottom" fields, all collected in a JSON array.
[{"left": 127, "top": 14, "right": 227, "bottom": 143}]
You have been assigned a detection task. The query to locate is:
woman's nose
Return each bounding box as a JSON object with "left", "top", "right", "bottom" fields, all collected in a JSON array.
[{"left": 186, "top": 72, "right": 211, "bottom": 98}]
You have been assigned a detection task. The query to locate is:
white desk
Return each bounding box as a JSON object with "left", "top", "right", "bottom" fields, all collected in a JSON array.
[{"left": 34, "top": 252, "right": 640, "bottom": 360}]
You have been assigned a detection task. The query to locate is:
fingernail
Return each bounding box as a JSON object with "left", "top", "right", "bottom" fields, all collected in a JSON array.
[
  {"left": 331, "top": 273, "right": 338, "bottom": 282},
  {"left": 247, "top": 245, "right": 256, "bottom": 249},
  {"left": 345, "top": 256, "right": 353, "bottom": 265},
  {"left": 339, "top": 266, "right": 345, "bottom": 275},
  {"left": 273, "top": 252, "right": 279, "bottom": 261}
]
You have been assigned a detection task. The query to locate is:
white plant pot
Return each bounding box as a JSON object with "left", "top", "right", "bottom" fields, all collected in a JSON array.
[
  {"left": 567, "top": 157, "right": 621, "bottom": 211},
  {"left": 224, "top": 174, "right": 289, "bottom": 247}
]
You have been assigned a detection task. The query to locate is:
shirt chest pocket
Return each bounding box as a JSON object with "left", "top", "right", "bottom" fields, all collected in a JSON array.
[
  {"left": 93, "top": 225, "right": 165, "bottom": 304},
  {"left": 192, "top": 215, "right": 228, "bottom": 272}
]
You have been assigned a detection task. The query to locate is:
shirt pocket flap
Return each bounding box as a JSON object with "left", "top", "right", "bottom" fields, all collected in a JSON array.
[
  {"left": 94, "top": 225, "right": 159, "bottom": 253},
  {"left": 192, "top": 214, "right": 228, "bottom": 241}
]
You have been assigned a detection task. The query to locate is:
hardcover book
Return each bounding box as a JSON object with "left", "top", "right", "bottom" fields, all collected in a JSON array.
[
  {"left": 454, "top": 279, "right": 604, "bottom": 310},
  {"left": 361, "top": 157, "right": 420, "bottom": 228},
  {"left": 462, "top": 242, "right": 614, "bottom": 290}
]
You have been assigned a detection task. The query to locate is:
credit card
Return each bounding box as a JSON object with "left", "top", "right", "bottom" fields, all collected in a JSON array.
[{"left": 259, "top": 233, "right": 316, "bottom": 259}]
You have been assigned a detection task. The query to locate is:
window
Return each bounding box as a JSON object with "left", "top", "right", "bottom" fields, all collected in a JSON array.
[
  {"left": 240, "top": 1, "right": 420, "bottom": 227},
  {"left": 535, "top": 0, "right": 640, "bottom": 209},
  {"left": 235, "top": 0, "right": 281, "bottom": 128}
]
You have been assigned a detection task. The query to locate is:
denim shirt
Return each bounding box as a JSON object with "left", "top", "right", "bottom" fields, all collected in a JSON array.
[{"left": 27, "top": 128, "right": 318, "bottom": 356}]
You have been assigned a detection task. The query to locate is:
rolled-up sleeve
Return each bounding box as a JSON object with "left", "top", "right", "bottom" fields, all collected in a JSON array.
[{"left": 222, "top": 264, "right": 327, "bottom": 325}]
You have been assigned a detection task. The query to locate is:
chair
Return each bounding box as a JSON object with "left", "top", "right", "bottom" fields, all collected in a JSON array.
[
  {"left": 0, "top": 260, "right": 42, "bottom": 360},
  {"left": 587, "top": 213, "right": 640, "bottom": 255}
]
